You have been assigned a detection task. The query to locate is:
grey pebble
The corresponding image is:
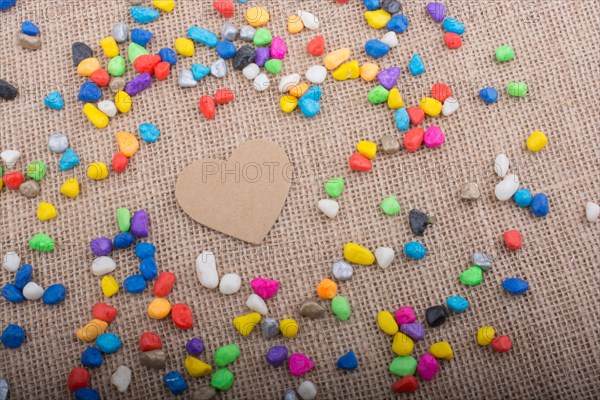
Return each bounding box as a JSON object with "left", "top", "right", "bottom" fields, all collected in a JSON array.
[
  {"left": 239, "top": 25, "right": 256, "bottom": 42},
  {"left": 192, "top": 386, "right": 216, "bottom": 400},
  {"left": 178, "top": 69, "right": 197, "bottom": 88},
  {"left": 72, "top": 42, "right": 93, "bottom": 67},
  {"left": 472, "top": 252, "right": 492, "bottom": 271},
  {"left": 139, "top": 349, "right": 166, "bottom": 369},
  {"left": 460, "top": 182, "right": 480, "bottom": 200},
  {"left": 19, "top": 33, "right": 41, "bottom": 50},
  {"left": 0, "top": 378, "right": 8, "bottom": 400},
  {"left": 210, "top": 58, "right": 227, "bottom": 78},
  {"left": 19, "top": 181, "right": 40, "bottom": 198},
  {"left": 299, "top": 300, "right": 325, "bottom": 319},
  {"left": 381, "top": 135, "right": 400, "bottom": 155},
  {"left": 332, "top": 260, "right": 353, "bottom": 281},
  {"left": 284, "top": 389, "right": 299, "bottom": 400},
  {"left": 109, "top": 77, "right": 126, "bottom": 93},
  {"left": 382, "top": 0, "right": 402, "bottom": 14},
  {"left": 112, "top": 22, "right": 128, "bottom": 43},
  {"left": 48, "top": 133, "right": 69, "bottom": 153},
  {"left": 260, "top": 318, "right": 280, "bottom": 339},
  {"left": 221, "top": 22, "right": 238, "bottom": 41}
]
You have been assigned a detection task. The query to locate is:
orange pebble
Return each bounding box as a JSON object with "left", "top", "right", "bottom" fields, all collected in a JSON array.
[
  {"left": 288, "top": 14, "right": 304, "bottom": 33},
  {"left": 77, "top": 58, "right": 101, "bottom": 76},
  {"left": 289, "top": 82, "right": 309, "bottom": 98},
  {"left": 115, "top": 131, "right": 139, "bottom": 158},
  {"left": 360, "top": 63, "right": 379, "bottom": 82},
  {"left": 316, "top": 278, "right": 338, "bottom": 299}
]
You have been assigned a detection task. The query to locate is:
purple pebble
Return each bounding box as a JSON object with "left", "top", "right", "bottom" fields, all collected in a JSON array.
[
  {"left": 89, "top": 237, "right": 113, "bottom": 256},
  {"left": 377, "top": 67, "right": 401, "bottom": 90},
  {"left": 265, "top": 346, "right": 288, "bottom": 367},
  {"left": 426, "top": 2, "right": 446, "bottom": 23},
  {"left": 186, "top": 338, "right": 204, "bottom": 355},
  {"left": 254, "top": 47, "right": 270, "bottom": 67},
  {"left": 125, "top": 73, "right": 152, "bottom": 96},
  {"left": 130, "top": 210, "right": 149, "bottom": 238},
  {"left": 400, "top": 322, "right": 425, "bottom": 341}
]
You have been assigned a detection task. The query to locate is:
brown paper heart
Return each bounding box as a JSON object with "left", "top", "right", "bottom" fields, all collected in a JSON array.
[{"left": 175, "top": 140, "right": 292, "bottom": 244}]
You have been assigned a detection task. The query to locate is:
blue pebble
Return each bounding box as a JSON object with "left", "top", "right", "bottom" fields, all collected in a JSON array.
[
  {"left": 130, "top": 6, "right": 160, "bottom": 24},
  {"left": 191, "top": 63, "right": 210, "bottom": 80},
  {"left": 131, "top": 28, "right": 153, "bottom": 47},
  {"left": 44, "top": 91, "right": 64, "bottom": 110},
  {"left": 530, "top": 193, "right": 549, "bottom": 217},
  {"left": 78, "top": 82, "right": 102, "bottom": 102},
  {"left": 135, "top": 242, "right": 156, "bottom": 259},
  {"left": 139, "top": 123, "right": 160, "bottom": 143},
  {"left": 446, "top": 296, "right": 470, "bottom": 313},
  {"left": 394, "top": 108, "right": 409, "bottom": 131},
  {"left": 363, "top": 0, "right": 380, "bottom": 11},
  {"left": 0, "top": 0, "right": 17, "bottom": 12},
  {"left": 2, "top": 283, "right": 25, "bottom": 303},
  {"left": 42, "top": 283, "right": 66, "bottom": 305},
  {"left": 1, "top": 324, "right": 25, "bottom": 349},
  {"left": 59, "top": 148, "right": 80, "bottom": 171},
  {"left": 163, "top": 371, "right": 188, "bottom": 395},
  {"left": 74, "top": 388, "right": 101, "bottom": 400},
  {"left": 96, "top": 333, "right": 122, "bottom": 353},
  {"left": 300, "top": 86, "right": 322, "bottom": 102},
  {"left": 365, "top": 39, "right": 390, "bottom": 58},
  {"left": 479, "top": 87, "right": 498, "bottom": 104},
  {"left": 216, "top": 41, "right": 237, "bottom": 59},
  {"left": 502, "top": 277, "right": 529, "bottom": 295},
  {"left": 188, "top": 26, "right": 219, "bottom": 47},
  {"left": 158, "top": 47, "right": 177, "bottom": 65},
  {"left": 443, "top": 17, "right": 465, "bottom": 34},
  {"left": 113, "top": 232, "right": 136, "bottom": 249},
  {"left": 14, "top": 263, "right": 32, "bottom": 290},
  {"left": 81, "top": 347, "right": 103, "bottom": 368},
  {"left": 298, "top": 98, "right": 320, "bottom": 118},
  {"left": 236, "top": 0, "right": 249, "bottom": 3},
  {"left": 386, "top": 14, "right": 409, "bottom": 33},
  {"left": 22, "top": 21, "right": 40, "bottom": 36},
  {"left": 514, "top": 189, "right": 532, "bottom": 207},
  {"left": 140, "top": 258, "right": 158, "bottom": 280},
  {"left": 124, "top": 274, "right": 147, "bottom": 293},
  {"left": 336, "top": 351, "right": 358, "bottom": 371},
  {"left": 404, "top": 242, "right": 427, "bottom": 260},
  {"left": 408, "top": 54, "right": 425, "bottom": 76}
]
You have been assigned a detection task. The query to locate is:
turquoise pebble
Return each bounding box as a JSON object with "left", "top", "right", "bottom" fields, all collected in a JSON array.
[
  {"left": 187, "top": 26, "right": 218, "bottom": 47},
  {"left": 363, "top": 0, "right": 380, "bottom": 11},
  {"left": 124, "top": 274, "right": 147, "bottom": 293},
  {"left": 365, "top": 39, "right": 390, "bottom": 58},
  {"left": 163, "top": 371, "right": 188, "bottom": 395},
  {"left": 442, "top": 17, "right": 465, "bottom": 34},
  {"left": 130, "top": 6, "right": 160, "bottom": 24},
  {"left": 408, "top": 54, "right": 425, "bottom": 76},
  {"left": 191, "top": 63, "right": 210, "bottom": 80},
  {"left": 446, "top": 296, "right": 470, "bottom": 313},
  {"left": 301, "top": 86, "right": 323, "bottom": 102},
  {"left": 1, "top": 324, "right": 25, "bottom": 349},
  {"left": 42, "top": 283, "right": 66, "bottom": 305},
  {"left": 298, "top": 98, "right": 320, "bottom": 118},
  {"left": 403, "top": 242, "right": 426, "bottom": 260},
  {"left": 96, "top": 333, "right": 122, "bottom": 353},
  {"left": 44, "top": 91, "right": 64, "bottom": 110},
  {"left": 514, "top": 189, "right": 532, "bottom": 207},
  {"left": 139, "top": 123, "right": 160, "bottom": 143},
  {"left": 502, "top": 277, "right": 529, "bottom": 295},
  {"left": 394, "top": 108, "right": 409, "bottom": 131}
]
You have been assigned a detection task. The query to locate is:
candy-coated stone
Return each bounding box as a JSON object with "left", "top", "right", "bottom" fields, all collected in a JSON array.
[
  {"left": 444, "top": 32, "right": 462, "bottom": 49},
  {"left": 158, "top": 48, "right": 177, "bottom": 66},
  {"left": 153, "top": 272, "right": 176, "bottom": 297},
  {"left": 316, "top": 279, "right": 337, "bottom": 299},
  {"left": 188, "top": 26, "right": 219, "bottom": 47},
  {"left": 1, "top": 324, "right": 25, "bottom": 348},
  {"left": 368, "top": 85, "right": 389, "bottom": 104},
  {"left": 356, "top": 140, "right": 377, "bottom": 160},
  {"left": 139, "top": 332, "right": 162, "bottom": 352},
  {"left": 491, "top": 335, "right": 513, "bottom": 352},
  {"left": 29, "top": 233, "right": 55, "bottom": 252},
  {"left": 431, "top": 82, "right": 452, "bottom": 103},
  {"left": 408, "top": 54, "right": 425, "bottom": 75},
  {"left": 113, "top": 232, "right": 135, "bottom": 249},
  {"left": 100, "top": 37, "right": 119, "bottom": 58},
  {"left": 2, "top": 283, "right": 25, "bottom": 303},
  {"left": 376, "top": 247, "right": 396, "bottom": 268},
  {"left": 115, "top": 131, "right": 139, "bottom": 157},
  {"left": 386, "top": 14, "right": 409, "bottom": 32},
  {"left": 480, "top": 87, "right": 498, "bottom": 104},
  {"left": 130, "top": 210, "right": 149, "bottom": 238},
  {"left": 377, "top": 311, "right": 398, "bottom": 335},
  {"left": 426, "top": 2, "right": 446, "bottom": 22},
  {"left": 185, "top": 356, "right": 212, "bottom": 377},
  {"left": 172, "top": 303, "right": 193, "bottom": 329},
  {"left": 430, "top": 341, "right": 454, "bottom": 360},
  {"left": 460, "top": 266, "right": 483, "bottom": 286},
  {"left": 81, "top": 347, "right": 103, "bottom": 368},
  {"left": 270, "top": 36, "right": 287, "bottom": 59},
  {"left": 377, "top": 67, "right": 400, "bottom": 89},
  {"left": 78, "top": 81, "right": 102, "bottom": 102},
  {"left": 288, "top": 353, "right": 314, "bottom": 376},
  {"left": 280, "top": 95, "right": 298, "bottom": 113},
  {"left": 139, "top": 258, "right": 157, "bottom": 282},
  {"left": 133, "top": 54, "right": 161, "bottom": 75},
  {"left": 83, "top": 103, "right": 109, "bottom": 129},
  {"left": 364, "top": 9, "right": 391, "bottom": 28},
  {"left": 395, "top": 306, "right": 416, "bottom": 325},
  {"left": 245, "top": 6, "right": 270, "bottom": 27},
  {"left": 130, "top": 6, "right": 160, "bottom": 24},
  {"left": 332, "top": 60, "right": 359, "bottom": 80},
  {"left": 266, "top": 346, "right": 289, "bottom": 367},
  {"left": 101, "top": 276, "right": 119, "bottom": 297},
  {"left": 424, "top": 125, "right": 445, "bottom": 148},
  {"left": 125, "top": 73, "right": 152, "bottom": 96},
  {"left": 496, "top": 45, "right": 515, "bottom": 62},
  {"left": 163, "top": 371, "right": 188, "bottom": 395},
  {"left": 67, "top": 368, "right": 90, "bottom": 392},
  {"left": 331, "top": 296, "right": 351, "bottom": 321},
  {"left": 92, "top": 303, "right": 118, "bottom": 322},
  {"left": 324, "top": 178, "right": 345, "bottom": 198},
  {"left": 210, "top": 368, "right": 234, "bottom": 391},
  {"left": 76, "top": 319, "right": 108, "bottom": 342},
  {"left": 381, "top": 195, "right": 401, "bottom": 215},
  {"left": 407, "top": 106, "right": 424, "bottom": 125},
  {"left": 389, "top": 356, "right": 417, "bottom": 376},
  {"left": 442, "top": 17, "right": 465, "bottom": 34},
  {"left": 77, "top": 58, "right": 101, "bottom": 76},
  {"left": 44, "top": 91, "right": 64, "bottom": 110},
  {"left": 404, "top": 128, "right": 424, "bottom": 152},
  {"left": 502, "top": 277, "right": 529, "bottom": 295},
  {"left": 264, "top": 59, "right": 282, "bottom": 74},
  {"left": 503, "top": 230, "right": 522, "bottom": 250},
  {"left": 289, "top": 82, "right": 309, "bottom": 98},
  {"left": 112, "top": 23, "right": 128, "bottom": 43},
  {"left": 250, "top": 277, "right": 279, "bottom": 299},
  {"left": 388, "top": 88, "right": 404, "bottom": 109},
  {"left": 297, "top": 9, "right": 319, "bottom": 30},
  {"left": 420, "top": 97, "right": 442, "bottom": 116},
  {"left": 147, "top": 298, "right": 171, "bottom": 320},
  {"left": 186, "top": 338, "right": 204, "bottom": 355},
  {"left": 111, "top": 365, "right": 132, "bottom": 393},
  {"left": 128, "top": 43, "right": 149, "bottom": 64},
  {"left": 22, "top": 20, "right": 40, "bottom": 36},
  {"left": 365, "top": 39, "right": 390, "bottom": 58},
  {"left": 395, "top": 108, "right": 410, "bottom": 131},
  {"left": 280, "top": 319, "right": 299, "bottom": 338},
  {"left": 260, "top": 318, "right": 280, "bottom": 338},
  {"left": 288, "top": 14, "right": 304, "bottom": 33},
  {"left": 123, "top": 275, "right": 147, "bottom": 293},
  {"left": 446, "top": 296, "right": 469, "bottom": 313},
  {"left": 74, "top": 388, "right": 100, "bottom": 400},
  {"left": 323, "top": 48, "right": 350, "bottom": 70},
  {"left": 36, "top": 202, "right": 57, "bottom": 221},
  {"left": 477, "top": 326, "right": 495, "bottom": 346},
  {"left": 349, "top": 152, "right": 372, "bottom": 171},
  {"left": 508, "top": 81, "right": 528, "bottom": 97},
  {"left": 360, "top": 62, "right": 379, "bottom": 81},
  {"left": 215, "top": 344, "right": 240, "bottom": 367},
  {"left": 392, "top": 332, "right": 414, "bottom": 356},
  {"left": 392, "top": 375, "right": 419, "bottom": 393},
  {"left": 426, "top": 306, "right": 447, "bottom": 327},
  {"left": 233, "top": 312, "right": 261, "bottom": 336},
  {"left": 98, "top": 100, "right": 117, "bottom": 117},
  {"left": 399, "top": 322, "right": 425, "bottom": 341},
  {"left": 87, "top": 162, "right": 109, "bottom": 180},
  {"left": 114, "top": 91, "right": 132, "bottom": 114},
  {"left": 336, "top": 351, "right": 358, "bottom": 371},
  {"left": 531, "top": 193, "right": 549, "bottom": 217},
  {"left": 380, "top": 31, "right": 398, "bottom": 48},
  {"left": 72, "top": 42, "right": 93, "bottom": 67},
  {"left": 409, "top": 209, "right": 429, "bottom": 236},
  {"left": 174, "top": 37, "right": 194, "bottom": 56},
  {"left": 417, "top": 353, "right": 439, "bottom": 381},
  {"left": 153, "top": 0, "right": 175, "bottom": 12},
  {"left": 140, "top": 349, "right": 167, "bottom": 369},
  {"left": 343, "top": 242, "right": 375, "bottom": 265},
  {"left": 526, "top": 131, "right": 547, "bottom": 152},
  {"left": 116, "top": 208, "right": 130, "bottom": 232},
  {"left": 306, "top": 35, "right": 325, "bottom": 56},
  {"left": 363, "top": 0, "right": 380, "bottom": 11}
]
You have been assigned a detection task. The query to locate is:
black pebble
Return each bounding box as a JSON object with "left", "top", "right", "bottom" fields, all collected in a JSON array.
[
  {"left": 409, "top": 209, "right": 430, "bottom": 236},
  {"left": 72, "top": 42, "right": 93, "bottom": 67},
  {"left": 382, "top": 0, "right": 402, "bottom": 14},
  {"left": 0, "top": 79, "right": 18, "bottom": 100},
  {"left": 232, "top": 45, "right": 255, "bottom": 70},
  {"left": 426, "top": 305, "right": 447, "bottom": 327}
]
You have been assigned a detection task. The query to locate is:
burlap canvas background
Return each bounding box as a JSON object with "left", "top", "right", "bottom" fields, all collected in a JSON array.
[{"left": 0, "top": 0, "right": 598, "bottom": 398}]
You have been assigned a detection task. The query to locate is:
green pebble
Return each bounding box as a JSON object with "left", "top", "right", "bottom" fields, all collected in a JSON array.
[
  {"left": 116, "top": 208, "right": 131, "bottom": 232},
  {"left": 253, "top": 28, "right": 272, "bottom": 46},
  {"left": 460, "top": 266, "right": 483, "bottom": 286},
  {"left": 381, "top": 195, "right": 401, "bottom": 215},
  {"left": 108, "top": 55, "right": 127, "bottom": 77},
  {"left": 495, "top": 45, "right": 515, "bottom": 62},
  {"left": 128, "top": 42, "right": 149, "bottom": 64},
  {"left": 507, "top": 81, "right": 528, "bottom": 97},
  {"left": 368, "top": 85, "right": 389, "bottom": 104},
  {"left": 264, "top": 59, "right": 282, "bottom": 75},
  {"left": 26, "top": 161, "right": 46, "bottom": 181},
  {"left": 29, "top": 233, "right": 55, "bottom": 252},
  {"left": 331, "top": 295, "right": 351, "bottom": 321},
  {"left": 389, "top": 356, "right": 417, "bottom": 377},
  {"left": 214, "top": 344, "right": 240, "bottom": 367},
  {"left": 324, "top": 178, "right": 345, "bottom": 198},
  {"left": 210, "top": 368, "right": 234, "bottom": 391}
]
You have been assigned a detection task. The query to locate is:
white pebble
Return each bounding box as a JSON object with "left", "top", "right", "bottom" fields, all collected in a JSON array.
[
  {"left": 297, "top": 381, "right": 317, "bottom": 400},
  {"left": 219, "top": 273, "right": 241, "bottom": 295},
  {"left": 243, "top": 63, "right": 260, "bottom": 80},
  {"left": 305, "top": 65, "right": 327, "bottom": 84},
  {"left": 22, "top": 282, "right": 44, "bottom": 300},
  {"left": 442, "top": 97, "right": 459, "bottom": 116},
  {"left": 98, "top": 100, "right": 117, "bottom": 117},
  {"left": 3, "top": 251, "right": 20, "bottom": 272},
  {"left": 278, "top": 73, "right": 300, "bottom": 92},
  {"left": 380, "top": 31, "right": 398, "bottom": 48},
  {"left": 196, "top": 251, "right": 219, "bottom": 289},
  {"left": 297, "top": 10, "right": 319, "bottom": 30},
  {"left": 112, "top": 23, "right": 128, "bottom": 43},
  {"left": 210, "top": 58, "right": 228, "bottom": 78},
  {"left": 1, "top": 150, "right": 20, "bottom": 167},
  {"left": 92, "top": 256, "right": 116, "bottom": 276},
  {"left": 586, "top": 202, "right": 600, "bottom": 222},
  {"left": 331, "top": 260, "right": 353, "bottom": 281},
  {"left": 494, "top": 154, "right": 510, "bottom": 177},
  {"left": 178, "top": 69, "right": 197, "bottom": 88},
  {"left": 494, "top": 174, "right": 519, "bottom": 201},
  {"left": 253, "top": 73, "right": 270, "bottom": 91},
  {"left": 375, "top": 247, "right": 395, "bottom": 268},
  {"left": 48, "top": 133, "right": 69, "bottom": 154},
  {"left": 246, "top": 294, "right": 268, "bottom": 315},
  {"left": 317, "top": 199, "right": 339, "bottom": 218},
  {"left": 111, "top": 365, "right": 132, "bottom": 393}
]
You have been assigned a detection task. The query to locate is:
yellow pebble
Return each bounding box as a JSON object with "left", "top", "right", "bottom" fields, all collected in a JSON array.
[
  {"left": 287, "top": 14, "right": 304, "bottom": 33},
  {"left": 526, "top": 131, "right": 547, "bottom": 152},
  {"left": 36, "top": 202, "right": 57, "bottom": 221},
  {"left": 83, "top": 103, "right": 109, "bottom": 129},
  {"left": 233, "top": 312, "right": 261, "bottom": 336},
  {"left": 477, "top": 326, "right": 495, "bottom": 346},
  {"left": 420, "top": 97, "right": 443, "bottom": 117},
  {"left": 357, "top": 140, "right": 378, "bottom": 160},
  {"left": 245, "top": 6, "right": 270, "bottom": 27},
  {"left": 115, "top": 91, "right": 132, "bottom": 114},
  {"left": 184, "top": 356, "right": 212, "bottom": 378},
  {"left": 377, "top": 311, "right": 398, "bottom": 335},
  {"left": 99, "top": 37, "right": 119, "bottom": 58},
  {"left": 77, "top": 58, "right": 101, "bottom": 76},
  {"left": 280, "top": 95, "right": 298, "bottom": 113},
  {"left": 289, "top": 82, "right": 309, "bottom": 98},
  {"left": 87, "top": 162, "right": 109, "bottom": 181},
  {"left": 323, "top": 48, "right": 351, "bottom": 71},
  {"left": 0, "top": 180, "right": 3, "bottom": 190},
  {"left": 392, "top": 332, "right": 414, "bottom": 356},
  {"left": 102, "top": 276, "right": 119, "bottom": 297},
  {"left": 147, "top": 298, "right": 172, "bottom": 320},
  {"left": 430, "top": 341, "right": 454, "bottom": 360},
  {"left": 153, "top": 0, "right": 175, "bottom": 12},
  {"left": 360, "top": 62, "right": 379, "bottom": 82},
  {"left": 175, "top": 37, "right": 195, "bottom": 57},
  {"left": 387, "top": 88, "right": 405, "bottom": 109},
  {"left": 280, "top": 319, "right": 299, "bottom": 338},
  {"left": 343, "top": 242, "right": 375, "bottom": 265},
  {"left": 60, "top": 178, "right": 80, "bottom": 198},
  {"left": 332, "top": 60, "right": 360, "bottom": 81},
  {"left": 364, "top": 10, "right": 391, "bottom": 29},
  {"left": 76, "top": 319, "right": 108, "bottom": 342},
  {"left": 115, "top": 131, "right": 140, "bottom": 157}
]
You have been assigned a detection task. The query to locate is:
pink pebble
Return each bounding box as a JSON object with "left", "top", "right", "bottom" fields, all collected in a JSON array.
[
  {"left": 395, "top": 306, "right": 416, "bottom": 325},
  {"left": 423, "top": 125, "right": 445, "bottom": 148},
  {"left": 270, "top": 37, "right": 287, "bottom": 60},
  {"left": 416, "top": 353, "right": 439, "bottom": 381},
  {"left": 250, "top": 277, "right": 279, "bottom": 300},
  {"left": 288, "top": 353, "right": 315, "bottom": 376}
]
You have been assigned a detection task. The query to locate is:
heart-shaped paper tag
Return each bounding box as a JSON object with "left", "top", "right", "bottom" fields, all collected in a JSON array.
[{"left": 175, "top": 140, "right": 292, "bottom": 244}]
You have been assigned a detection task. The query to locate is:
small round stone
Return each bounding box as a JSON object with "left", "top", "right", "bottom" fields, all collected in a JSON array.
[
  {"left": 140, "top": 350, "right": 166, "bottom": 369},
  {"left": 266, "top": 345, "right": 288, "bottom": 367},
  {"left": 3, "top": 252, "right": 20, "bottom": 272},
  {"left": 331, "top": 260, "right": 353, "bottom": 280},
  {"left": 409, "top": 209, "right": 431, "bottom": 236},
  {"left": 297, "top": 381, "right": 317, "bottom": 400},
  {"left": 460, "top": 182, "right": 480, "bottom": 200},
  {"left": 113, "top": 22, "right": 128, "bottom": 43},
  {"left": 446, "top": 296, "right": 470, "bottom": 313},
  {"left": 460, "top": 266, "right": 483, "bottom": 286},
  {"left": 219, "top": 273, "right": 241, "bottom": 294},
  {"left": 19, "top": 181, "right": 40, "bottom": 198},
  {"left": 299, "top": 300, "right": 325, "bottom": 318},
  {"left": 109, "top": 77, "right": 126, "bottom": 93},
  {"left": 221, "top": 22, "right": 238, "bottom": 41},
  {"left": 381, "top": 195, "right": 401, "bottom": 215},
  {"left": 186, "top": 338, "right": 204, "bottom": 355},
  {"left": 260, "top": 318, "right": 279, "bottom": 338},
  {"left": 192, "top": 386, "right": 216, "bottom": 400},
  {"left": 48, "top": 133, "right": 69, "bottom": 153},
  {"left": 239, "top": 25, "right": 256, "bottom": 42},
  {"left": 1, "top": 324, "right": 26, "bottom": 348},
  {"left": 472, "top": 252, "right": 492, "bottom": 271},
  {"left": 425, "top": 305, "right": 447, "bottom": 327},
  {"left": 210, "top": 58, "right": 227, "bottom": 78}
]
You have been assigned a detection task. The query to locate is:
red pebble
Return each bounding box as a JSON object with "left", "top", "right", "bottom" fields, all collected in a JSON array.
[
  {"left": 407, "top": 106, "right": 425, "bottom": 125},
  {"left": 307, "top": 35, "right": 325, "bottom": 56},
  {"left": 67, "top": 368, "right": 90, "bottom": 392},
  {"left": 171, "top": 303, "right": 193, "bottom": 330},
  {"left": 3, "top": 171, "right": 24, "bottom": 190},
  {"left": 199, "top": 96, "right": 216, "bottom": 119},
  {"left": 213, "top": 0, "right": 234, "bottom": 18},
  {"left": 111, "top": 152, "right": 128, "bottom": 173},
  {"left": 349, "top": 153, "right": 372, "bottom": 172},
  {"left": 490, "top": 335, "right": 513, "bottom": 353},
  {"left": 503, "top": 230, "right": 522, "bottom": 251},
  {"left": 404, "top": 128, "right": 425, "bottom": 153},
  {"left": 139, "top": 332, "right": 162, "bottom": 352},
  {"left": 91, "top": 302, "right": 118, "bottom": 322},
  {"left": 153, "top": 272, "right": 176, "bottom": 297},
  {"left": 336, "top": 0, "right": 349, "bottom": 2},
  {"left": 134, "top": 55, "right": 161, "bottom": 76},
  {"left": 214, "top": 89, "right": 235, "bottom": 105},
  {"left": 154, "top": 61, "right": 170, "bottom": 81},
  {"left": 90, "top": 68, "right": 110, "bottom": 87},
  {"left": 444, "top": 32, "right": 463, "bottom": 49},
  {"left": 391, "top": 375, "right": 419, "bottom": 393},
  {"left": 431, "top": 82, "right": 452, "bottom": 103}
]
